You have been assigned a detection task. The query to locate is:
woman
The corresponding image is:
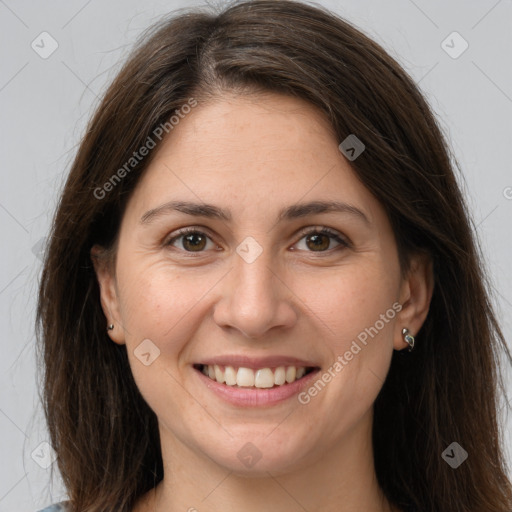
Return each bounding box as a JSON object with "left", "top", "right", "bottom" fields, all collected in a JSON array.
[{"left": 36, "top": 1, "right": 512, "bottom": 511}]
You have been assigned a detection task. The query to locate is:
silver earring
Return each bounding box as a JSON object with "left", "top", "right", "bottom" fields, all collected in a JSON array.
[
  {"left": 402, "top": 328, "right": 415, "bottom": 352},
  {"left": 107, "top": 324, "right": 114, "bottom": 331}
]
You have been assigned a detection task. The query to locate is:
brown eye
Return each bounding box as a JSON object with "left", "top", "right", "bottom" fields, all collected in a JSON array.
[
  {"left": 166, "top": 229, "right": 214, "bottom": 252},
  {"left": 305, "top": 233, "right": 331, "bottom": 251},
  {"left": 181, "top": 232, "right": 207, "bottom": 251},
  {"left": 295, "top": 227, "right": 348, "bottom": 252},
  {"left": 165, "top": 226, "right": 348, "bottom": 254}
]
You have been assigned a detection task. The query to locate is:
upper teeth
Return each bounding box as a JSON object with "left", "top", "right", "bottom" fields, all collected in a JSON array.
[{"left": 201, "top": 365, "right": 308, "bottom": 388}]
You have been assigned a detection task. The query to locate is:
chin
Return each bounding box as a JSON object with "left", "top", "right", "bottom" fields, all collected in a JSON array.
[{"left": 196, "top": 429, "right": 318, "bottom": 476}]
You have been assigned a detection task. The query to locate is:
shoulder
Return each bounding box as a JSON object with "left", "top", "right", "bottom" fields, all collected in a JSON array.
[{"left": 36, "top": 501, "right": 70, "bottom": 512}]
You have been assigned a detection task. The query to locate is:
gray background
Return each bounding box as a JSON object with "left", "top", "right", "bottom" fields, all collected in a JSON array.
[{"left": 1, "top": 0, "right": 511, "bottom": 510}]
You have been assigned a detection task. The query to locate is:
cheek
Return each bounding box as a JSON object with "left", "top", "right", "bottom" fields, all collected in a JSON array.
[
  {"left": 301, "top": 260, "right": 399, "bottom": 348},
  {"left": 114, "top": 262, "right": 199, "bottom": 410},
  {"left": 302, "top": 265, "right": 398, "bottom": 411},
  {"left": 115, "top": 258, "right": 220, "bottom": 355}
]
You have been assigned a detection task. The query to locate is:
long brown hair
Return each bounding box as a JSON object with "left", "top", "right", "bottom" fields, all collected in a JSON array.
[{"left": 36, "top": 1, "right": 512, "bottom": 510}]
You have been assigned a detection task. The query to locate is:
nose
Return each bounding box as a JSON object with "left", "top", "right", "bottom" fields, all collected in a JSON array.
[{"left": 212, "top": 244, "right": 298, "bottom": 339}]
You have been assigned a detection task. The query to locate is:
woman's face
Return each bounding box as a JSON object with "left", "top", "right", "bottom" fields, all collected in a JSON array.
[{"left": 96, "top": 92, "right": 428, "bottom": 475}]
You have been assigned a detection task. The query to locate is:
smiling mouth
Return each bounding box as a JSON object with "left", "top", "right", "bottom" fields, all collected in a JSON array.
[{"left": 193, "top": 364, "right": 318, "bottom": 389}]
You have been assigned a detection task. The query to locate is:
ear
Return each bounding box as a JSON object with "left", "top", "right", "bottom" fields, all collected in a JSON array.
[
  {"left": 90, "top": 245, "right": 126, "bottom": 345},
  {"left": 394, "top": 251, "right": 434, "bottom": 351}
]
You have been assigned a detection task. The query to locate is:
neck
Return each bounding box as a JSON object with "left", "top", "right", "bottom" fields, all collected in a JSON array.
[{"left": 134, "top": 409, "right": 396, "bottom": 512}]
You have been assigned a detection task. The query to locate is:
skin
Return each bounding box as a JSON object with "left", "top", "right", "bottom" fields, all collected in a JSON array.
[{"left": 93, "top": 92, "right": 433, "bottom": 512}]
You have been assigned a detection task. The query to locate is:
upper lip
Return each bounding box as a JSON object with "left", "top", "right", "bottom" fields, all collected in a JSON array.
[{"left": 194, "top": 355, "right": 320, "bottom": 369}]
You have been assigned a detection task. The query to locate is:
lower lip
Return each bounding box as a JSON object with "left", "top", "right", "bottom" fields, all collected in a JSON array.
[{"left": 194, "top": 367, "right": 321, "bottom": 407}]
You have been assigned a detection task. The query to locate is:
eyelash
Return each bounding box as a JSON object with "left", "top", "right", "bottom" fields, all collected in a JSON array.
[{"left": 164, "top": 226, "right": 350, "bottom": 255}]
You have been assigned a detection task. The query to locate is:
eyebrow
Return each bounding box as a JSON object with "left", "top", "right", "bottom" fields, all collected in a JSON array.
[{"left": 140, "top": 200, "right": 370, "bottom": 225}]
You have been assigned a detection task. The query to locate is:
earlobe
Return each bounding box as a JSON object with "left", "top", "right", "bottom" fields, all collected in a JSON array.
[
  {"left": 394, "top": 252, "right": 434, "bottom": 351},
  {"left": 90, "top": 245, "right": 126, "bottom": 345}
]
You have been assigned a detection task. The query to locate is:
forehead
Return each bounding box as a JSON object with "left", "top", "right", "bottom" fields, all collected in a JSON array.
[
  {"left": 162, "top": 92, "right": 339, "bottom": 174},
  {"left": 124, "top": 92, "right": 381, "bottom": 226}
]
